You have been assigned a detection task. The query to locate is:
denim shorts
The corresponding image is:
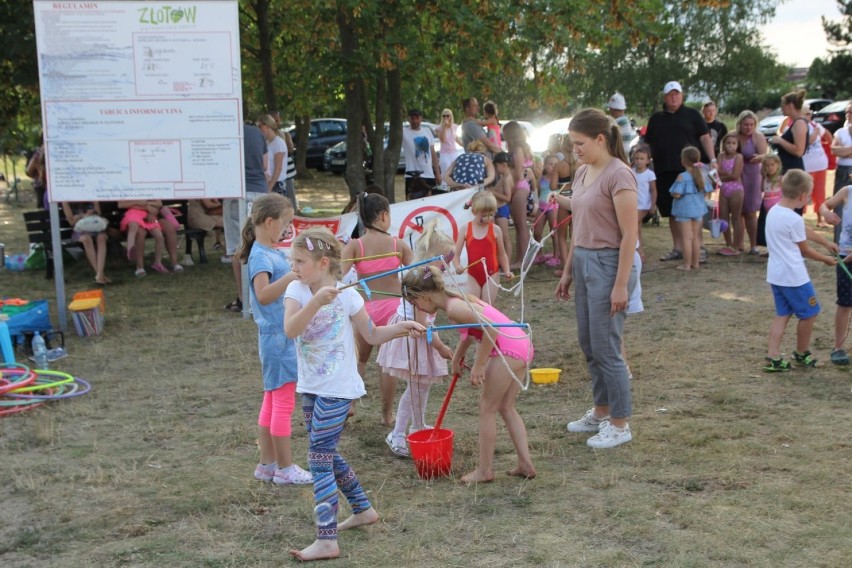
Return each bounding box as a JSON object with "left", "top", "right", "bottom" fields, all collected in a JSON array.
[
  {"left": 771, "top": 282, "right": 820, "bottom": 319},
  {"left": 674, "top": 216, "right": 703, "bottom": 223}
]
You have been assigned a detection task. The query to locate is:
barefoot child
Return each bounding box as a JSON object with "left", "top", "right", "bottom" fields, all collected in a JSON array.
[
  {"left": 453, "top": 191, "right": 512, "bottom": 304},
  {"left": 239, "top": 194, "right": 311, "bottom": 486},
  {"left": 717, "top": 132, "right": 745, "bottom": 255},
  {"left": 377, "top": 220, "right": 455, "bottom": 456},
  {"left": 341, "top": 191, "right": 414, "bottom": 424},
  {"left": 402, "top": 266, "right": 536, "bottom": 483},
  {"left": 764, "top": 169, "right": 837, "bottom": 371},
  {"left": 284, "top": 228, "right": 424, "bottom": 561}
]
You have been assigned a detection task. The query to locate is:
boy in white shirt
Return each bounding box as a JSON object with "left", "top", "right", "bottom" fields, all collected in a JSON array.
[{"left": 764, "top": 169, "right": 838, "bottom": 371}]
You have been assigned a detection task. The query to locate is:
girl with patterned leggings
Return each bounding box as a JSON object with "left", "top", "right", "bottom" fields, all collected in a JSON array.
[{"left": 284, "top": 228, "right": 424, "bottom": 562}]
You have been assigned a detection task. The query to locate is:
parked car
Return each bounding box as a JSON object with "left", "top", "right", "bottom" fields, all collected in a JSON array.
[
  {"left": 812, "top": 100, "right": 851, "bottom": 134},
  {"left": 759, "top": 99, "right": 833, "bottom": 137},
  {"left": 289, "top": 118, "right": 347, "bottom": 170},
  {"left": 529, "top": 117, "right": 572, "bottom": 154},
  {"left": 322, "top": 122, "right": 439, "bottom": 175}
]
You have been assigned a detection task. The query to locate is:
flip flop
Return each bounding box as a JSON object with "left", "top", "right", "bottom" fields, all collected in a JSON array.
[
  {"left": 151, "top": 262, "right": 169, "bottom": 274},
  {"left": 95, "top": 276, "right": 112, "bottom": 285}
]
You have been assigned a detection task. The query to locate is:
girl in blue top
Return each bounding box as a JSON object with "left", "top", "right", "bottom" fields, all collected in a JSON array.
[
  {"left": 237, "top": 193, "right": 311, "bottom": 486},
  {"left": 670, "top": 146, "right": 712, "bottom": 271}
]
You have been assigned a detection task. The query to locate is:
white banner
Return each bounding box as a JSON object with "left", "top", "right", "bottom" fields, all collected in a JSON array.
[{"left": 388, "top": 188, "right": 477, "bottom": 251}]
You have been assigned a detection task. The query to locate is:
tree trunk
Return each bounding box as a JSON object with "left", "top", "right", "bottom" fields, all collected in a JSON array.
[
  {"left": 253, "top": 0, "right": 276, "bottom": 112},
  {"left": 294, "top": 115, "right": 310, "bottom": 176},
  {"left": 337, "top": 6, "right": 366, "bottom": 198},
  {"left": 384, "top": 68, "right": 403, "bottom": 202}
]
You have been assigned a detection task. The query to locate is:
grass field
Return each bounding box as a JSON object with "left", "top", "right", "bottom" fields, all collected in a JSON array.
[{"left": 1, "top": 172, "right": 851, "bottom": 567}]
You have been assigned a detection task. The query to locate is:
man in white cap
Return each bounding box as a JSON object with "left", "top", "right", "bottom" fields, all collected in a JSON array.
[
  {"left": 607, "top": 91, "right": 637, "bottom": 155},
  {"left": 644, "top": 80, "right": 718, "bottom": 262}
]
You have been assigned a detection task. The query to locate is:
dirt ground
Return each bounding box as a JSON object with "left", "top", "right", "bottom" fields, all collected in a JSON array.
[{"left": 1, "top": 172, "right": 851, "bottom": 567}]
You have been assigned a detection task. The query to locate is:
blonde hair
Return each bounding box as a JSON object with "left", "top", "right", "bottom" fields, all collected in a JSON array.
[
  {"left": 470, "top": 191, "right": 497, "bottom": 214},
  {"left": 414, "top": 219, "right": 453, "bottom": 261},
  {"left": 236, "top": 193, "right": 293, "bottom": 263},
  {"left": 467, "top": 140, "right": 487, "bottom": 153},
  {"left": 681, "top": 146, "right": 706, "bottom": 192},
  {"left": 762, "top": 154, "right": 782, "bottom": 186},
  {"left": 781, "top": 169, "right": 813, "bottom": 199},
  {"left": 290, "top": 227, "right": 343, "bottom": 280},
  {"left": 256, "top": 113, "right": 279, "bottom": 136},
  {"left": 441, "top": 108, "right": 454, "bottom": 123},
  {"left": 402, "top": 265, "right": 475, "bottom": 304}
]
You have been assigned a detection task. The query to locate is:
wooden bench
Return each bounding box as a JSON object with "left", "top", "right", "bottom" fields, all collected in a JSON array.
[
  {"left": 101, "top": 201, "right": 209, "bottom": 265},
  {"left": 22, "top": 209, "right": 82, "bottom": 279},
  {"left": 23, "top": 201, "right": 208, "bottom": 279}
]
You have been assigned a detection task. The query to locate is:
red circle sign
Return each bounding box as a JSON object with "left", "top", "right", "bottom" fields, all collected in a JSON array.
[{"left": 398, "top": 205, "right": 459, "bottom": 241}]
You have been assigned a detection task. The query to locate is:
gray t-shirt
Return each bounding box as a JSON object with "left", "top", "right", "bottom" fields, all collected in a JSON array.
[
  {"left": 244, "top": 124, "right": 268, "bottom": 193},
  {"left": 461, "top": 119, "right": 488, "bottom": 151}
]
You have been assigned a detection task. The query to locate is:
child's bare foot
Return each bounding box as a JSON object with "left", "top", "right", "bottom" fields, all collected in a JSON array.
[
  {"left": 289, "top": 539, "right": 340, "bottom": 562},
  {"left": 507, "top": 465, "right": 537, "bottom": 479},
  {"left": 338, "top": 507, "right": 379, "bottom": 530},
  {"left": 381, "top": 411, "right": 394, "bottom": 426},
  {"left": 675, "top": 265, "right": 691, "bottom": 271},
  {"left": 461, "top": 469, "right": 494, "bottom": 484}
]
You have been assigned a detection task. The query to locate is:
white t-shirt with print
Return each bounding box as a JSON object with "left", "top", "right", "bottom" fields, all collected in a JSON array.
[
  {"left": 284, "top": 281, "right": 366, "bottom": 399},
  {"left": 765, "top": 205, "right": 809, "bottom": 287},
  {"left": 402, "top": 126, "right": 436, "bottom": 179}
]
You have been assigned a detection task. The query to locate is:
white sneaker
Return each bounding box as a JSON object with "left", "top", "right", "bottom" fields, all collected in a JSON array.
[
  {"left": 273, "top": 464, "right": 313, "bottom": 485},
  {"left": 220, "top": 255, "right": 234, "bottom": 264},
  {"left": 586, "top": 422, "right": 632, "bottom": 449},
  {"left": 408, "top": 424, "right": 433, "bottom": 436},
  {"left": 567, "top": 408, "right": 610, "bottom": 433},
  {"left": 385, "top": 432, "right": 410, "bottom": 457}
]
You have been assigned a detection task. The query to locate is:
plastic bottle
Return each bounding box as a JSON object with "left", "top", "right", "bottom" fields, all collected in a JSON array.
[{"left": 32, "top": 331, "right": 49, "bottom": 370}]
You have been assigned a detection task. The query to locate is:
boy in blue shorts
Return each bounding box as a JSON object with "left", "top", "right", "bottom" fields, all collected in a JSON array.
[{"left": 764, "top": 169, "right": 838, "bottom": 371}]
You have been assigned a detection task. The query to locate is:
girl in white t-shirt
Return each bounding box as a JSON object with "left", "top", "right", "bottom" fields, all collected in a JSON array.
[
  {"left": 284, "top": 228, "right": 424, "bottom": 562},
  {"left": 631, "top": 146, "right": 657, "bottom": 261},
  {"left": 257, "top": 114, "right": 287, "bottom": 194}
]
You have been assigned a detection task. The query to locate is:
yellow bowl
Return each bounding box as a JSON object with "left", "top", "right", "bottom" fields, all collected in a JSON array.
[{"left": 530, "top": 368, "right": 561, "bottom": 384}]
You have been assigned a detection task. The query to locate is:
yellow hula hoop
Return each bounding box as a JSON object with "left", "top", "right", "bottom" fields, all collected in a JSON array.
[{"left": 10, "top": 369, "right": 75, "bottom": 393}]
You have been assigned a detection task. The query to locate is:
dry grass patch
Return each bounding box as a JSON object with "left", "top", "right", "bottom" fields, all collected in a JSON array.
[{"left": 2, "top": 175, "right": 851, "bottom": 567}]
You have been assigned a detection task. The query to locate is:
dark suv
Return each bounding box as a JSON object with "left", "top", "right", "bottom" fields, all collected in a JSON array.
[
  {"left": 289, "top": 118, "right": 347, "bottom": 170},
  {"left": 812, "top": 100, "right": 851, "bottom": 134}
]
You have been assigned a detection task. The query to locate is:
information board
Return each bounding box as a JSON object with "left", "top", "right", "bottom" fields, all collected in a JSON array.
[{"left": 33, "top": 1, "right": 244, "bottom": 202}]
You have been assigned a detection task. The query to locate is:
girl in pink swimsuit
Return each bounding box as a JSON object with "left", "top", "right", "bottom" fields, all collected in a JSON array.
[
  {"left": 342, "top": 191, "right": 414, "bottom": 424},
  {"left": 402, "top": 266, "right": 536, "bottom": 484}
]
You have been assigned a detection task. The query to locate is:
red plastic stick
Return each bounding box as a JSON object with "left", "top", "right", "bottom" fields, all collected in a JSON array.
[{"left": 429, "top": 368, "right": 462, "bottom": 440}]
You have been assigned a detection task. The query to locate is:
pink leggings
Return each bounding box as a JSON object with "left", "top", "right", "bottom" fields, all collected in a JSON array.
[{"left": 258, "top": 382, "right": 296, "bottom": 436}]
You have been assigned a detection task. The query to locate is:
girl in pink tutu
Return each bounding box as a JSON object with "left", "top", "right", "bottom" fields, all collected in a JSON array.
[
  {"left": 377, "top": 220, "right": 455, "bottom": 457},
  {"left": 402, "top": 265, "right": 535, "bottom": 483}
]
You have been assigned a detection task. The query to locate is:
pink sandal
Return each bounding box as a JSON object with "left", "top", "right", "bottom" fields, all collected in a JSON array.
[{"left": 151, "top": 262, "right": 169, "bottom": 274}]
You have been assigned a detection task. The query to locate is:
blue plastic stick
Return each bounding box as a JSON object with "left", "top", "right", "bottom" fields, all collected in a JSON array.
[
  {"left": 360, "top": 280, "right": 371, "bottom": 300},
  {"left": 426, "top": 327, "right": 433, "bottom": 344},
  {"left": 342, "top": 255, "right": 445, "bottom": 290}
]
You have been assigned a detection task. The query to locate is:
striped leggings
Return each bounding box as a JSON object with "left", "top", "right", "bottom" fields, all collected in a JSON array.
[{"left": 302, "top": 394, "right": 371, "bottom": 541}]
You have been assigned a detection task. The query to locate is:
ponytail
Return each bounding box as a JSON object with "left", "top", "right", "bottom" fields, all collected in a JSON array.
[
  {"left": 609, "top": 124, "right": 629, "bottom": 165},
  {"left": 236, "top": 221, "right": 256, "bottom": 263}
]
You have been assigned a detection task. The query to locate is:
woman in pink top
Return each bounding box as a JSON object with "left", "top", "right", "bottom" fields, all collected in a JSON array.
[
  {"left": 436, "top": 108, "right": 462, "bottom": 177},
  {"left": 503, "top": 121, "right": 536, "bottom": 268},
  {"left": 550, "top": 108, "right": 638, "bottom": 450}
]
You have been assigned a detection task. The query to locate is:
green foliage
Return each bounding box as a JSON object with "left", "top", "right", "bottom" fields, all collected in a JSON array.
[
  {"left": 809, "top": 1, "right": 852, "bottom": 99},
  {"left": 0, "top": 1, "right": 40, "bottom": 152}
]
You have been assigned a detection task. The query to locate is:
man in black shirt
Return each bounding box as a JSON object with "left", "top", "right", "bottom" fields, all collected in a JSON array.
[{"left": 644, "top": 81, "right": 718, "bottom": 261}]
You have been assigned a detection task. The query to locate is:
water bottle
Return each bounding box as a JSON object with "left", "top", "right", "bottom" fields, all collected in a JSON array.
[{"left": 32, "top": 331, "right": 49, "bottom": 370}]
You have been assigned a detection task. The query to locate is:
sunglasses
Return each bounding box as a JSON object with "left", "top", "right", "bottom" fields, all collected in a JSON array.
[{"left": 442, "top": 114, "right": 450, "bottom": 118}]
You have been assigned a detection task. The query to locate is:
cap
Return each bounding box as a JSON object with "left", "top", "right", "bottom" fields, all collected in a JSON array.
[
  {"left": 702, "top": 97, "right": 715, "bottom": 107},
  {"left": 607, "top": 92, "right": 626, "bottom": 110},
  {"left": 492, "top": 151, "right": 511, "bottom": 165},
  {"left": 408, "top": 108, "right": 422, "bottom": 117},
  {"left": 663, "top": 81, "right": 682, "bottom": 95}
]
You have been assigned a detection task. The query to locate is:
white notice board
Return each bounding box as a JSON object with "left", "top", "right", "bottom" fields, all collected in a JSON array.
[{"left": 33, "top": 1, "right": 244, "bottom": 202}]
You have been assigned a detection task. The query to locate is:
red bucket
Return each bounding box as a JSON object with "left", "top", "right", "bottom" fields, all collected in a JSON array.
[{"left": 407, "top": 428, "right": 454, "bottom": 479}]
